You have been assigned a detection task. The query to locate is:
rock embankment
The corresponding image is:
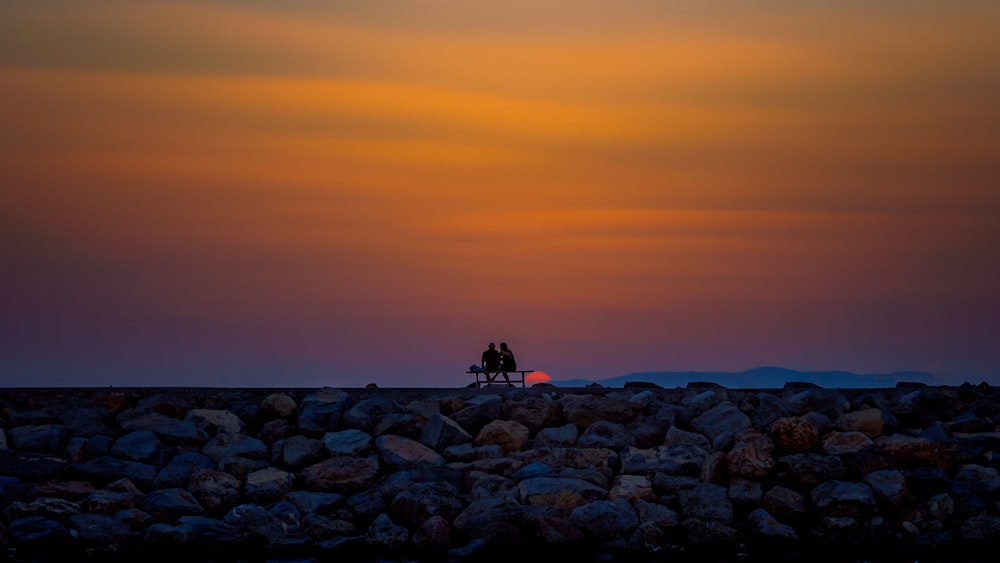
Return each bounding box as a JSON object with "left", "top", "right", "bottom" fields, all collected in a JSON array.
[{"left": 1, "top": 383, "right": 1000, "bottom": 561}]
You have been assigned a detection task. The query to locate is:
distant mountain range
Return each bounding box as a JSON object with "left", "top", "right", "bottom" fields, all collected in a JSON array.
[{"left": 550, "top": 366, "right": 940, "bottom": 389}]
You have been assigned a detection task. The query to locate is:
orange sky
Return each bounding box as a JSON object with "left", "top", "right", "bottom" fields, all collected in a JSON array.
[{"left": 2, "top": 1, "right": 999, "bottom": 386}]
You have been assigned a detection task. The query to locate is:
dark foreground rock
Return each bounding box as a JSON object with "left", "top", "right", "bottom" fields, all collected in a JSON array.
[{"left": 1, "top": 382, "right": 1000, "bottom": 562}]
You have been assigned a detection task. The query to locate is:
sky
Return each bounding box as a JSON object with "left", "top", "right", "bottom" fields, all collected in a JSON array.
[{"left": 2, "top": 1, "right": 999, "bottom": 388}]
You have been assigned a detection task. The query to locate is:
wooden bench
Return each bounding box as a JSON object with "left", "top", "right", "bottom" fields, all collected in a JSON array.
[{"left": 466, "top": 370, "right": 534, "bottom": 388}]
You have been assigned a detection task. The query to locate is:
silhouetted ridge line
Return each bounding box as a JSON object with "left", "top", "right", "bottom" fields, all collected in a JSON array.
[{"left": 551, "top": 366, "right": 939, "bottom": 388}]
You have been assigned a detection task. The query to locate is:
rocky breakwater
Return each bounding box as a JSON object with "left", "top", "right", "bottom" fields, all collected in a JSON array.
[{"left": 2, "top": 383, "right": 1000, "bottom": 562}]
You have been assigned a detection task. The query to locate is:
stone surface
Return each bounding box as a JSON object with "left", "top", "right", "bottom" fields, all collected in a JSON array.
[{"left": 1, "top": 383, "right": 999, "bottom": 561}]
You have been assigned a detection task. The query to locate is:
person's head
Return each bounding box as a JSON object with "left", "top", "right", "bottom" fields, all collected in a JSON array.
[
  {"left": 500, "top": 342, "right": 509, "bottom": 351},
  {"left": 488, "top": 342, "right": 495, "bottom": 349}
]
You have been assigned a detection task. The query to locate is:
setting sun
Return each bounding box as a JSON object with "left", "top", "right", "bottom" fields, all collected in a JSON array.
[{"left": 525, "top": 371, "right": 552, "bottom": 385}]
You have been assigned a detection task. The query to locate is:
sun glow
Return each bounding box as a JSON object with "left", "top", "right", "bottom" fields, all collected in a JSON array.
[{"left": 525, "top": 371, "right": 552, "bottom": 385}]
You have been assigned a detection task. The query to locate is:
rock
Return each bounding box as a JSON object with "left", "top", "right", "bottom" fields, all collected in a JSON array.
[
  {"left": 7, "top": 424, "right": 67, "bottom": 454},
  {"left": 726, "top": 430, "right": 775, "bottom": 479},
  {"left": 419, "top": 413, "right": 473, "bottom": 451},
  {"left": 761, "top": 485, "right": 809, "bottom": 521},
  {"left": 473, "top": 420, "right": 531, "bottom": 454},
  {"left": 810, "top": 480, "right": 877, "bottom": 519},
  {"left": 187, "top": 469, "right": 242, "bottom": 516},
  {"left": 770, "top": 416, "right": 820, "bottom": 452},
  {"left": 376, "top": 434, "right": 445, "bottom": 470},
  {"left": 569, "top": 498, "right": 638, "bottom": 541},
  {"left": 6, "top": 384, "right": 1000, "bottom": 560},
  {"left": 301, "top": 456, "right": 380, "bottom": 493},
  {"left": 366, "top": 512, "right": 408, "bottom": 548},
  {"left": 690, "top": 403, "right": 752, "bottom": 448},
  {"left": 578, "top": 421, "right": 636, "bottom": 449},
  {"left": 343, "top": 397, "right": 404, "bottom": 434},
  {"left": 70, "top": 456, "right": 158, "bottom": 490},
  {"left": 185, "top": 409, "right": 246, "bottom": 436},
  {"left": 560, "top": 394, "right": 635, "bottom": 430},
  {"left": 154, "top": 451, "right": 215, "bottom": 489},
  {"left": 7, "top": 516, "right": 73, "bottom": 550},
  {"left": 296, "top": 388, "right": 350, "bottom": 434},
  {"left": 117, "top": 412, "right": 206, "bottom": 445},
  {"left": 143, "top": 488, "right": 206, "bottom": 522},
  {"left": 202, "top": 432, "right": 268, "bottom": 462},
  {"left": 110, "top": 430, "right": 172, "bottom": 466},
  {"left": 244, "top": 467, "right": 294, "bottom": 505},
  {"left": 678, "top": 483, "right": 733, "bottom": 524},
  {"left": 261, "top": 393, "right": 297, "bottom": 419},
  {"left": 532, "top": 423, "right": 578, "bottom": 448},
  {"left": 67, "top": 513, "right": 133, "bottom": 547},
  {"left": 281, "top": 434, "right": 325, "bottom": 470},
  {"left": 516, "top": 477, "right": 606, "bottom": 513},
  {"left": 748, "top": 507, "right": 799, "bottom": 543}
]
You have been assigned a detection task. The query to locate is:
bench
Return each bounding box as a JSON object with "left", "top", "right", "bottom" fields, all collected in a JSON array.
[{"left": 466, "top": 370, "right": 534, "bottom": 388}]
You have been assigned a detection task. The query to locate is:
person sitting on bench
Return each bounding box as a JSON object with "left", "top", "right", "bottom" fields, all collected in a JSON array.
[
  {"left": 499, "top": 342, "right": 517, "bottom": 385},
  {"left": 480, "top": 342, "right": 509, "bottom": 384}
]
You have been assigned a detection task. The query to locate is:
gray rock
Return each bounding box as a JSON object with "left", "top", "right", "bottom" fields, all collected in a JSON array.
[
  {"left": 747, "top": 508, "right": 799, "bottom": 542},
  {"left": 532, "top": 423, "right": 579, "bottom": 448},
  {"left": 111, "top": 430, "right": 172, "bottom": 466},
  {"left": 376, "top": 434, "right": 445, "bottom": 470},
  {"left": 281, "top": 434, "right": 325, "bottom": 469},
  {"left": 678, "top": 483, "right": 733, "bottom": 523},
  {"left": 118, "top": 412, "right": 206, "bottom": 445},
  {"left": 473, "top": 419, "right": 531, "bottom": 454},
  {"left": 500, "top": 395, "right": 562, "bottom": 432},
  {"left": 187, "top": 468, "right": 242, "bottom": 516},
  {"left": 154, "top": 450, "right": 215, "bottom": 489},
  {"left": 296, "top": 388, "right": 350, "bottom": 434},
  {"left": 777, "top": 453, "right": 848, "bottom": 488},
  {"left": 284, "top": 490, "right": 345, "bottom": 516},
  {"left": 560, "top": 394, "right": 636, "bottom": 430},
  {"left": 690, "top": 402, "right": 751, "bottom": 445},
  {"left": 516, "top": 477, "right": 606, "bottom": 513},
  {"left": 322, "top": 428, "right": 374, "bottom": 457},
  {"left": 420, "top": 413, "right": 473, "bottom": 451},
  {"left": 366, "top": 512, "right": 409, "bottom": 548},
  {"left": 244, "top": 467, "right": 294, "bottom": 505},
  {"left": 261, "top": 393, "right": 298, "bottom": 419},
  {"left": 144, "top": 488, "right": 206, "bottom": 522},
  {"left": 578, "top": 421, "right": 636, "bottom": 449},
  {"left": 810, "top": 480, "right": 877, "bottom": 519},
  {"left": 862, "top": 469, "right": 908, "bottom": 509},
  {"left": 762, "top": 485, "right": 809, "bottom": 521},
  {"left": 0, "top": 451, "right": 70, "bottom": 481},
  {"left": 67, "top": 513, "right": 134, "bottom": 547},
  {"left": 70, "top": 456, "right": 158, "bottom": 490},
  {"left": 202, "top": 431, "right": 268, "bottom": 462},
  {"left": 7, "top": 516, "right": 73, "bottom": 550},
  {"left": 620, "top": 443, "right": 708, "bottom": 477},
  {"left": 7, "top": 424, "right": 67, "bottom": 454},
  {"left": 176, "top": 515, "right": 244, "bottom": 546},
  {"left": 388, "top": 481, "right": 463, "bottom": 528},
  {"left": 343, "top": 397, "right": 404, "bottom": 434},
  {"left": 5, "top": 497, "right": 81, "bottom": 520},
  {"left": 450, "top": 394, "right": 502, "bottom": 433},
  {"left": 58, "top": 408, "right": 113, "bottom": 437},
  {"left": 185, "top": 408, "right": 246, "bottom": 436},
  {"left": 80, "top": 489, "right": 140, "bottom": 514},
  {"left": 569, "top": 498, "right": 638, "bottom": 541}
]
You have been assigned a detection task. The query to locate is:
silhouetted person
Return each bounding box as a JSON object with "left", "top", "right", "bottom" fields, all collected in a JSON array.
[
  {"left": 481, "top": 342, "right": 505, "bottom": 384},
  {"left": 499, "top": 342, "right": 516, "bottom": 376}
]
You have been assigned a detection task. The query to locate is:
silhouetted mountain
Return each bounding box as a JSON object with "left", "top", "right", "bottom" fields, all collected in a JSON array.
[{"left": 551, "top": 366, "right": 940, "bottom": 388}]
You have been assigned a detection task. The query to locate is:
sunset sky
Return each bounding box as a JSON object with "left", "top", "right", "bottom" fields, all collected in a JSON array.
[{"left": 2, "top": 1, "right": 999, "bottom": 387}]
